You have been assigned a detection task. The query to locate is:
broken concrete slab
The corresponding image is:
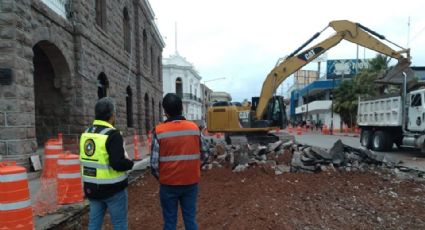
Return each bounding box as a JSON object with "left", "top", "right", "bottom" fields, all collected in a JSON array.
[{"left": 268, "top": 140, "right": 282, "bottom": 152}]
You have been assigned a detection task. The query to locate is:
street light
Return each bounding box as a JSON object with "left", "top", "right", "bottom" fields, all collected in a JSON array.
[{"left": 203, "top": 77, "right": 226, "bottom": 84}]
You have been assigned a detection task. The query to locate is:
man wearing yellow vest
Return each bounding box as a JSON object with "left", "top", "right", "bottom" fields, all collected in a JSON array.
[
  {"left": 151, "top": 93, "right": 208, "bottom": 230},
  {"left": 80, "top": 97, "right": 134, "bottom": 230}
]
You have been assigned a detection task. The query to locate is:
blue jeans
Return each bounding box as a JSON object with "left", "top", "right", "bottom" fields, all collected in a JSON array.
[
  {"left": 160, "top": 183, "right": 198, "bottom": 230},
  {"left": 88, "top": 188, "right": 128, "bottom": 230}
]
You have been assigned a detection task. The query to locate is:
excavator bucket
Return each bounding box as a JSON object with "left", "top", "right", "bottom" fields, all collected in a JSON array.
[{"left": 374, "top": 58, "right": 415, "bottom": 86}]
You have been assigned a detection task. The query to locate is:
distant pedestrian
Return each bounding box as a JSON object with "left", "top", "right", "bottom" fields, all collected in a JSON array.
[
  {"left": 150, "top": 93, "right": 208, "bottom": 230},
  {"left": 80, "top": 97, "right": 134, "bottom": 230}
]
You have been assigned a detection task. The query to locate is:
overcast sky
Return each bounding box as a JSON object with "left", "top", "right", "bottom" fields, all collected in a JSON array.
[{"left": 150, "top": 0, "right": 425, "bottom": 102}]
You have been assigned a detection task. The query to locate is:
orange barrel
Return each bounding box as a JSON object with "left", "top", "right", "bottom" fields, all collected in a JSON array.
[
  {"left": 43, "top": 138, "right": 63, "bottom": 178},
  {"left": 0, "top": 162, "right": 34, "bottom": 230},
  {"left": 57, "top": 154, "right": 83, "bottom": 205}
]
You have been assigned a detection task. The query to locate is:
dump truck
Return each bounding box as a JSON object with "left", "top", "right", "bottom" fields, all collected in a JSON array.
[{"left": 357, "top": 71, "right": 425, "bottom": 151}]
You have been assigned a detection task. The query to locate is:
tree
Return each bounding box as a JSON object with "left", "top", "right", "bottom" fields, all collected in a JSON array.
[
  {"left": 333, "top": 54, "right": 390, "bottom": 127},
  {"left": 333, "top": 79, "right": 358, "bottom": 127}
]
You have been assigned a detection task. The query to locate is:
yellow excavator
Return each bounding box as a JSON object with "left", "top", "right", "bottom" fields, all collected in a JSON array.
[{"left": 207, "top": 19, "right": 411, "bottom": 144}]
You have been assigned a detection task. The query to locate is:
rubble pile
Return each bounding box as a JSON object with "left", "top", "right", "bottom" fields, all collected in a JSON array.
[
  {"left": 290, "top": 139, "right": 398, "bottom": 173},
  {"left": 202, "top": 138, "right": 399, "bottom": 175}
]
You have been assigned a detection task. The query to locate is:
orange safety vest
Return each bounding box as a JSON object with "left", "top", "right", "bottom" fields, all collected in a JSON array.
[{"left": 155, "top": 120, "right": 201, "bottom": 185}]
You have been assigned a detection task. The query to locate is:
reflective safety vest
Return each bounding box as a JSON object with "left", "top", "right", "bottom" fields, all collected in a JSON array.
[
  {"left": 79, "top": 120, "right": 127, "bottom": 185},
  {"left": 156, "top": 120, "right": 201, "bottom": 185}
]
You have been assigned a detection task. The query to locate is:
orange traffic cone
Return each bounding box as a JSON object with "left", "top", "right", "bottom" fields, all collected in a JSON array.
[
  {"left": 147, "top": 130, "right": 153, "bottom": 150},
  {"left": 133, "top": 131, "right": 140, "bottom": 160},
  {"left": 343, "top": 124, "right": 349, "bottom": 136},
  {"left": 322, "top": 125, "right": 329, "bottom": 135},
  {"left": 296, "top": 126, "right": 302, "bottom": 136},
  {"left": 43, "top": 137, "right": 63, "bottom": 179},
  {"left": 0, "top": 161, "right": 34, "bottom": 230},
  {"left": 354, "top": 126, "right": 360, "bottom": 137},
  {"left": 57, "top": 153, "right": 83, "bottom": 205}
]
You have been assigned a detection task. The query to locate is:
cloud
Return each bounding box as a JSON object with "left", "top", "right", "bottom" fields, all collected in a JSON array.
[{"left": 150, "top": 0, "right": 425, "bottom": 102}]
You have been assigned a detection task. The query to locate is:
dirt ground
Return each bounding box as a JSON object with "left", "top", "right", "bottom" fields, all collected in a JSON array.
[{"left": 82, "top": 166, "right": 425, "bottom": 230}]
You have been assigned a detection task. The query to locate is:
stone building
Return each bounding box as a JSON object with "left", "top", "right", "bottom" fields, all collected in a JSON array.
[
  {"left": 162, "top": 53, "right": 203, "bottom": 120},
  {"left": 0, "top": 0, "right": 164, "bottom": 168}
]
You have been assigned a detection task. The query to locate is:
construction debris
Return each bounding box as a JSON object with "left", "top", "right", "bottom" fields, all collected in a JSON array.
[{"left": 202, "top": 138, "right": 401, "bottom": 175}]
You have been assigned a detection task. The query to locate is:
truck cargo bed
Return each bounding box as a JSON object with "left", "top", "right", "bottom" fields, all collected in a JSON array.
[{"left": 357, "top": 96, "right": 402, "bottom": 127}]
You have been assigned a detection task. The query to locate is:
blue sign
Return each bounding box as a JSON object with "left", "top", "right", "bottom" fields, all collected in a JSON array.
[{"left": 326, "top": 59, "right": 370, "bottom": 79}]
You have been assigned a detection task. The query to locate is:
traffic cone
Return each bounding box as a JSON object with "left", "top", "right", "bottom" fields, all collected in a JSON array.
[
  {"left": 0, "top": 161, "right": 34, "bottom": 230},
  {"left": 133, "top": 131, "right": 140, "bottom": 160},
  {"left": 343, "top": 124, "right": 349, "bottom": 136},
  {"left": 322, "top": 125, "right": 329, "bottom": 135},
  {"left": 296, "top": 126, "right": 302, "bottom": 136},
  {"left": 288, "top": 125, "right": 293, "bottom": 134},
  {"left": 57, "top": 153, "right": 83, "bottom": 205},
  {"left": 43, "top": 137, "right": 63, "bottom": 179},
  {"left": 354, "top": 126, "right": 360, "bottom": 137},
  {"left": 147, "top": 130, "right": 153, "bottom": 150}
]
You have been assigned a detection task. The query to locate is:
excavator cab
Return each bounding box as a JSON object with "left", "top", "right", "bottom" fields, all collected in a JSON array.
[{"left": 251, "top": 96, "right": 287, "bottom": 129}]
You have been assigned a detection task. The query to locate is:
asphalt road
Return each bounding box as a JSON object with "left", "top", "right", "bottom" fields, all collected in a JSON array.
[{"left": 294, "top": 132, "right": 425, "bottom": 172}]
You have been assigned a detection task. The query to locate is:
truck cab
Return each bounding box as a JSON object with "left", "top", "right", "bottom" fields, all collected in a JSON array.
[{"left": 407, "top": 89, "right": 425, "bottom": 132}]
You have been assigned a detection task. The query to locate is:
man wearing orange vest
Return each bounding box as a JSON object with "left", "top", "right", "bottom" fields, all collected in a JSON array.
[{"left": 151, "top": 93, "right": 208, "bottom": 230}]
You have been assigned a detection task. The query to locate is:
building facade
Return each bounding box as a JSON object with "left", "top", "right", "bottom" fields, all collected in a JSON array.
[
  {"left": 0, "top": 0, "right": 164, "bottom": 168},
  {"left": 201, "top": 83, "right": 213, "bottom": 120},
  {"left": 162, "top": 54, "right": 203, "bottom": 120}
]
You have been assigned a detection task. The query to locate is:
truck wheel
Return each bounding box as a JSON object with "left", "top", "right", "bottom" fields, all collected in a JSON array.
[
  {"left": 360, "top": 130, "right": 372, "bottom": 148},
  {"left": 372, "top": 131, "right": 387, "bottom": 151}
]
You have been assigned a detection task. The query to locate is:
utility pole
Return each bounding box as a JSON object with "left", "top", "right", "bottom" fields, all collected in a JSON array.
[{"left": 330, "top": 75, "right": 335, "bottom": 135}]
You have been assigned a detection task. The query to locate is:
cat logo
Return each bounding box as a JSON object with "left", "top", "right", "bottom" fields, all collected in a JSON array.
[{"left": 84, "top": 139, "right": 96, "bottom": 156}]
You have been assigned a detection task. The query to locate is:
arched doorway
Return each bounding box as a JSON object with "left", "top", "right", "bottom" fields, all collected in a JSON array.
[
  {"left": 33, "top": 41, "right": 71, "bottom": 145},
  {"left": 176, "top": 77, "right": 183, "bottom": 98},
  {"left": 144, "top": 93, "right": 150, "bottom": 133}
]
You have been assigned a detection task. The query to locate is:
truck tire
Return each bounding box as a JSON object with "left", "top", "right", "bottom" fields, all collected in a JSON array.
[
  {"left": 360, "top": 130, "right": 372, "bottom": 148},
  {"left": 372, "top": 131, "right": 387, "bottom": 151}
]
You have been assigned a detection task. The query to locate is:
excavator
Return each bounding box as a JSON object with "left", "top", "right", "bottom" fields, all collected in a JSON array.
[{"left": 206, "top": 19, "right": 411, "bottom": 144}]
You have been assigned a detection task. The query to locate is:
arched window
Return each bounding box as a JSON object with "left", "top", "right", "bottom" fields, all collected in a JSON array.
[
  {"left": 126, "top": 86, "right": 133, "bottom": 127},
  {"left": 97, "top": 73, "right": 109, "bottom": 99},
  {"left": 95, "top": 0, "right": 106, "bottom": 29},
  {"left": 143, "top": 30, "right": 148, "bottom": 65},
  {"left": 123, "top": 8, "right": 131, "bottom": 53},
  {"left": 175, "top": 77, "right": 183, "bottom": 98},
  {"left": 144, "top": 93, "right": 150, "bottom": 133}
]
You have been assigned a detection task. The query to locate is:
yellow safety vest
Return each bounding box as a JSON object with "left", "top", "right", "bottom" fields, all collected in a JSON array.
[{"left": 79, "top": 120, "right": 127, "bottom": 185}]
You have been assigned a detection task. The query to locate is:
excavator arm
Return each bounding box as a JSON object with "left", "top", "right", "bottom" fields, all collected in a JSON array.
[{"left": 255, "top": 20, "right": 410, "bottom": 120}]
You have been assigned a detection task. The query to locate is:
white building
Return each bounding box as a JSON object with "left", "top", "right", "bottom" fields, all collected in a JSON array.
[{"left": 162, "top": 54, "right": 203, "bottom": 120}]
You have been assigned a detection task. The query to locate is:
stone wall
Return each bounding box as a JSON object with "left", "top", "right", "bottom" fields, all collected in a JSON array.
[{"left": 0, "top": 0, "right": 164, "bottom": 169}]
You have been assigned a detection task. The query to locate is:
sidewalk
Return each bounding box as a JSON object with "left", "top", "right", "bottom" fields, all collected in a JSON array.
[{"left": 29, "top": 142, "right": 151, "bottom": 229}]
